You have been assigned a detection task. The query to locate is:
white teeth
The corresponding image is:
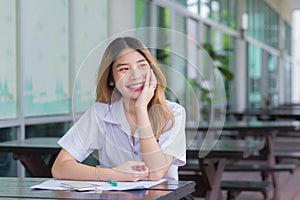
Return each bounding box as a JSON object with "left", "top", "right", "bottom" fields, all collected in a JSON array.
[{"left": 128, "top": 83, "right": 143, "bottom": 89}]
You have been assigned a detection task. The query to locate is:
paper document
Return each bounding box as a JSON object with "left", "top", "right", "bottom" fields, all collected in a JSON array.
[
  {"left": 60, "top": 181, "right": 102, "bottom": 191},
  {"left": 31, "top": 179, "right": 166, "bottom": 191}
]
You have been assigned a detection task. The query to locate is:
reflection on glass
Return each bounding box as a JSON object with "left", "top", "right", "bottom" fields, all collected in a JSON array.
[
  {"left": 171, "top": 0, "right": 238, "bottom": 29},
  {"left": 21, "top": 0, "right": 69, "bottom": 117},
  {"left": 267, "top": 54, "right": 278, "bottom": 106},
  {"left": 25, "top": 122, "right": 71, "bottom": 138},
  {"left": 246, "top": 0, "right": 279, "bottom": 48},
  {"left": 284, "top": 60, "right": 292, "bottom": 103},
  {"left": 72, "top": 0, "right": 108, "bottom": 113},
  {"left": 135, "top": 0, "right": 150, "bottom": 28},
  {"left": 210, "top": 29, "right": 235, "bottom": 108},
  {"left": 0, "top": 0, "right": 17, "bottom": 119},
  {"left": 0, "top": 127, "right": 18, "bottom": 176},
  {"left": 284, "top": 21, "right": 292, "bottom": 55},
  {"left": 248, "top": 44, "right": 262, "bottom": 108}
]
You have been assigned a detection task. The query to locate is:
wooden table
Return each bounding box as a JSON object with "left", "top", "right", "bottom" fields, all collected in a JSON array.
[
  {"left": 187, "top": 120, "right": 300, "bottom": 132},
  {"left": 0, "top": 136, "right": 264, "bottom": 200},
  {"left": 228, "top": 108, "right": 300, "bottom": 121},
  {"left": 0, "top": 177, "right": 195, "bottom": 200},
  {"left": 181, "top": 139, "right": 265, "bottom": 200},
  {"left": 186, "top": 120, "right": 300, "bottom": 200},
  {"left": 0, "top": 137, "right": 61, "bottom": 177}
]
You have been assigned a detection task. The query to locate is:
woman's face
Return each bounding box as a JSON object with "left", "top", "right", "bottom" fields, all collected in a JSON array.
[{"left": 112, "top": 48, "right": 150, "bottom": 100}]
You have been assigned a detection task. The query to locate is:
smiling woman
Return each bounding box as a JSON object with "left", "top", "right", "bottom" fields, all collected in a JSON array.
[
  {"left": 51, "top": 37, "right": 187, "bottom": 186},
  {"left": 111, "top": 49, "right": 156, "bottom": 101}
]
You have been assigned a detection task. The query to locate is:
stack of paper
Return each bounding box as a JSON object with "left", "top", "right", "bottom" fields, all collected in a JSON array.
[{"left": 31, "top": 179, "right": 166, "bottom": 191}]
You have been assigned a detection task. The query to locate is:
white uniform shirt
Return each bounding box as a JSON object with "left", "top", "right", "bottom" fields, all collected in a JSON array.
[{"left": 58, "top": 98, "right": 186, "bottom": 180}]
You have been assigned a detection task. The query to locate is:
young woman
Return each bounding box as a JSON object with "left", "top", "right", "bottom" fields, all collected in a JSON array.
[{"left": 51, "top": 37, "right": 186, "bottom": 182}]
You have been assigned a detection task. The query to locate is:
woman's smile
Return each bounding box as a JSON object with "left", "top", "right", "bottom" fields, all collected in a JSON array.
[{"left": 127, "top": 82, "right": 145, "bottom": 91}]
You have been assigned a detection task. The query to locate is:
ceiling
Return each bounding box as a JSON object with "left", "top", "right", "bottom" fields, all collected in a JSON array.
[{"left": 285, "top": 0, "right": 300, "bottom": 10}]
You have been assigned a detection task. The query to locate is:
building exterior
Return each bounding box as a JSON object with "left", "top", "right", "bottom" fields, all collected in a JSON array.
[{"left": 0, "top": 0, "right": 298, "bottom": 176}]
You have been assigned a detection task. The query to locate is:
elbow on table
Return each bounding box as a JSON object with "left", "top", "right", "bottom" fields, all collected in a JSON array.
[
  {"left": 51, "top": 165, "right": 58, "bottom": 179},
  {"left": 148, "top": 170, "right": 166, "bottom": 181},
  {"left": 51, "top": 164, "right": 64, "bottom": 179}
]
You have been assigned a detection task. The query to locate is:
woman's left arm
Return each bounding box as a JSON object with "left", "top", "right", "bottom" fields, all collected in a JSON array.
[
  {"left": 136, "top": 108, "right": 173, "bottom": 181},
  {"left": 134, "top": 68, "right": 173, "bottom": 180}
]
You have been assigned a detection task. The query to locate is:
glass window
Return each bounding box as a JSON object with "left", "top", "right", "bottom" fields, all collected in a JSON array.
[
  {"left": 0, "top": 0, "right": 17, "bottom": 119},
  {"left": 24, "top": 122, "right": 71, "bottom": 177},
  {"left": 246, "top": 0, "right": 279, "bottom": 49},
  {"left": 267, "top": 53, "right": 279, "bottom": 106},
  {"left": 209, "top": 29, "right": 235, "bottom": 109},
  {"left": 186, "top": 18, "right": 201, "bottom": 122},
  {"left": 171, "top": 0, "right": 238, "bottom": 29},
  {"left": 284, "top": 60, "right": 292, "bottom": 103},
  {"left": 0, "top": 127, "right": 18, "bottom": 176},
  {"left": 25, "top": 122, "right": 71, "bottom": 138},
  {"left": 284, "top": 21, "right": 292, "bottom": 56},
  {"left": 156, "top": 6, "right": 172, "bottom": 102},
  {"left": 135, "top": 0, "right": 151, "bottom": 45},
  {"left": 71, "top": 0, "right": 108, "bottom": 113},
  {"left": 247, "top": 43, "right": 263, "bottom": 108},
  {"left": 247, "top": 50, "right": 279, "bottom": 108},
  {"left": 171, "top": 12, "right": 187, "bottom": 105},
  {"left": 156, "top": 6, "right": 171, "bottom": 66},
  {"left": 21, "top": 0, "right": 70, "bottom": 117},
  {"left": 187, "top": 0, "right": 199, "bottom": 14},
  {"left": 135, "top": 0, "right": 150, "bottom": 27}
]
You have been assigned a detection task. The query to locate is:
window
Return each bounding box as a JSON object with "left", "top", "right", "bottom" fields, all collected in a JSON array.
[
  {"left": 284, "top": 21, "right": 292, "bottom": 56},
  {"left": 246, "top": 0, "right": 279, "bottom": 49},
  {"left": 267, "top": 53, "right": 279, "bottom": 106},
  {"left": 247, "top": 44, "right": 263, "bottom": 108},
  {"left": 171, "top": 0, "right": 238, "bottom": 29},
  {"left": 0, "top": 127, "right": 18, "bottom": 176},
  {"left": 21, "top": 0, "right": 70, "bottom": 117},
  {"left": 0, "top": 0, "right": 108, "bottom": 177},
  {"left": 0, "top": 0, "right": 17, "bottom": 119},
  {"left": 71, "top": 0, "right": 108, "bottom": 113}
]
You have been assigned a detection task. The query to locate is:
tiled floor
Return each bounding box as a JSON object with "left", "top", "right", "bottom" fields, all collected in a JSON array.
[{"left": 195, "top": 162, "right": 300, "bottom": 200}]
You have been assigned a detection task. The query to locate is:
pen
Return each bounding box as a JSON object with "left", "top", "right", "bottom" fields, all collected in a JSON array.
[{"left": 108, "top": 179, "right": 118, "bottom": 187}]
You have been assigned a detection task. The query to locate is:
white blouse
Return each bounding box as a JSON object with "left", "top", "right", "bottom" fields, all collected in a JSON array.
[{"left": 58, "top": 98, "right": 186, "bottom": 180}]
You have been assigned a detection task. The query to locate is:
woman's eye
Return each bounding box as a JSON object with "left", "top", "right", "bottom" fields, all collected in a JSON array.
[
  {"left": 119, "top": 67, "right": 129, "bottom": 72},
  {"left": 140, "top": 63, "right": 148, "bottom": 68}
]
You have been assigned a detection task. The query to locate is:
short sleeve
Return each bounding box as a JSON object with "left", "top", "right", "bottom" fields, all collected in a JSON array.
[
  {"left": 159, "top": 102, "right": 186, "bottom": 166},
  {"left": 58, "top": 104, "right": 106, "bottom": 162}
]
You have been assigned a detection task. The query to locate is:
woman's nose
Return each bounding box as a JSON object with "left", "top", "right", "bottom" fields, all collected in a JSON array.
[{"left": 130, "top": 66, "right": 144, "bottom": 80}]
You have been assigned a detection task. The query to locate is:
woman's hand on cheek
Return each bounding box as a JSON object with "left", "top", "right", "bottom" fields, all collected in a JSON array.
[{"left": 135, "top": 68, "right": 157, "bottom": 110}]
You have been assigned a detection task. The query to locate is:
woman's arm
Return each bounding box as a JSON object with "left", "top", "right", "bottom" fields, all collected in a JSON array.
[
  {"left": 136, "top": 108, "right": 173, "bottom": 181},
  {"left": 134, "top": 68, "right": 174, "bottom": 180},
  {"left": 51, "top": 149, "right": 149, "bottom": 182}
]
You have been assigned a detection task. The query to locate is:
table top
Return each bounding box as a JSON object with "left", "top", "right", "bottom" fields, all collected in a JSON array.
[
  {"left": 187, "top": 139, "right": 265, "bottom": 159},
  {"left": 228, "top": 108, "right": 300, "bottom": 120},
  {"left": 0, "top": 137, "right": 60, "bottom": 154},
  {"left": 0, "top": 137, "right": 264, "bottom": 159},
  {"left": 0, "top": 177, "right": 195, "bottom": 200},
  {"left": 186, "top": 120, "right": 300, "bottom": 132}
]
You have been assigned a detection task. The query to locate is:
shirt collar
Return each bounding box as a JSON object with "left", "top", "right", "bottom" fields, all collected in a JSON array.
[{"left": 104, "top": 98, "right": 131, "bottom": 134}]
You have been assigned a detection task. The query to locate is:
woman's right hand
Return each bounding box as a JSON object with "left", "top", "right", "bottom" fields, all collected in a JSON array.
[{"left": 112, "top": 161, "right": 149, "bottom": 182}]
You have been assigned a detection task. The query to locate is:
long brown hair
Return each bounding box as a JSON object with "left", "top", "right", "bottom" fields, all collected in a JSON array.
[{"left": 96, "top": 37, "right": 174, "bottom": 139}]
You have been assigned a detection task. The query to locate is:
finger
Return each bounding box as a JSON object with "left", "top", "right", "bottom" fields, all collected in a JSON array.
[
  {"left": 133, "top": 171, "right": 148, "bottom": 181},
  {"left": 150, "top": 69, "right": 157, "bottom": 89},
  {"left": 131, "top": 164, "right": 146, "bottom": 171},
  {"left": 135, "top": 165, "right": 146, "bottom": 171},
  {"left": 145, "top": 67, "right": 151, "bottom": 88}
]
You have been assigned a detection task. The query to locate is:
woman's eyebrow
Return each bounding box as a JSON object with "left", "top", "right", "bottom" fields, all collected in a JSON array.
[
  {"left": 115, "top": 62, "right": 128, "bottom": 67},
  {"left": 136, "top": 58, "right": 147, "bottom": 63},
  {"left": 115, "top": 59, "right": 146, "bottom": 68}
]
